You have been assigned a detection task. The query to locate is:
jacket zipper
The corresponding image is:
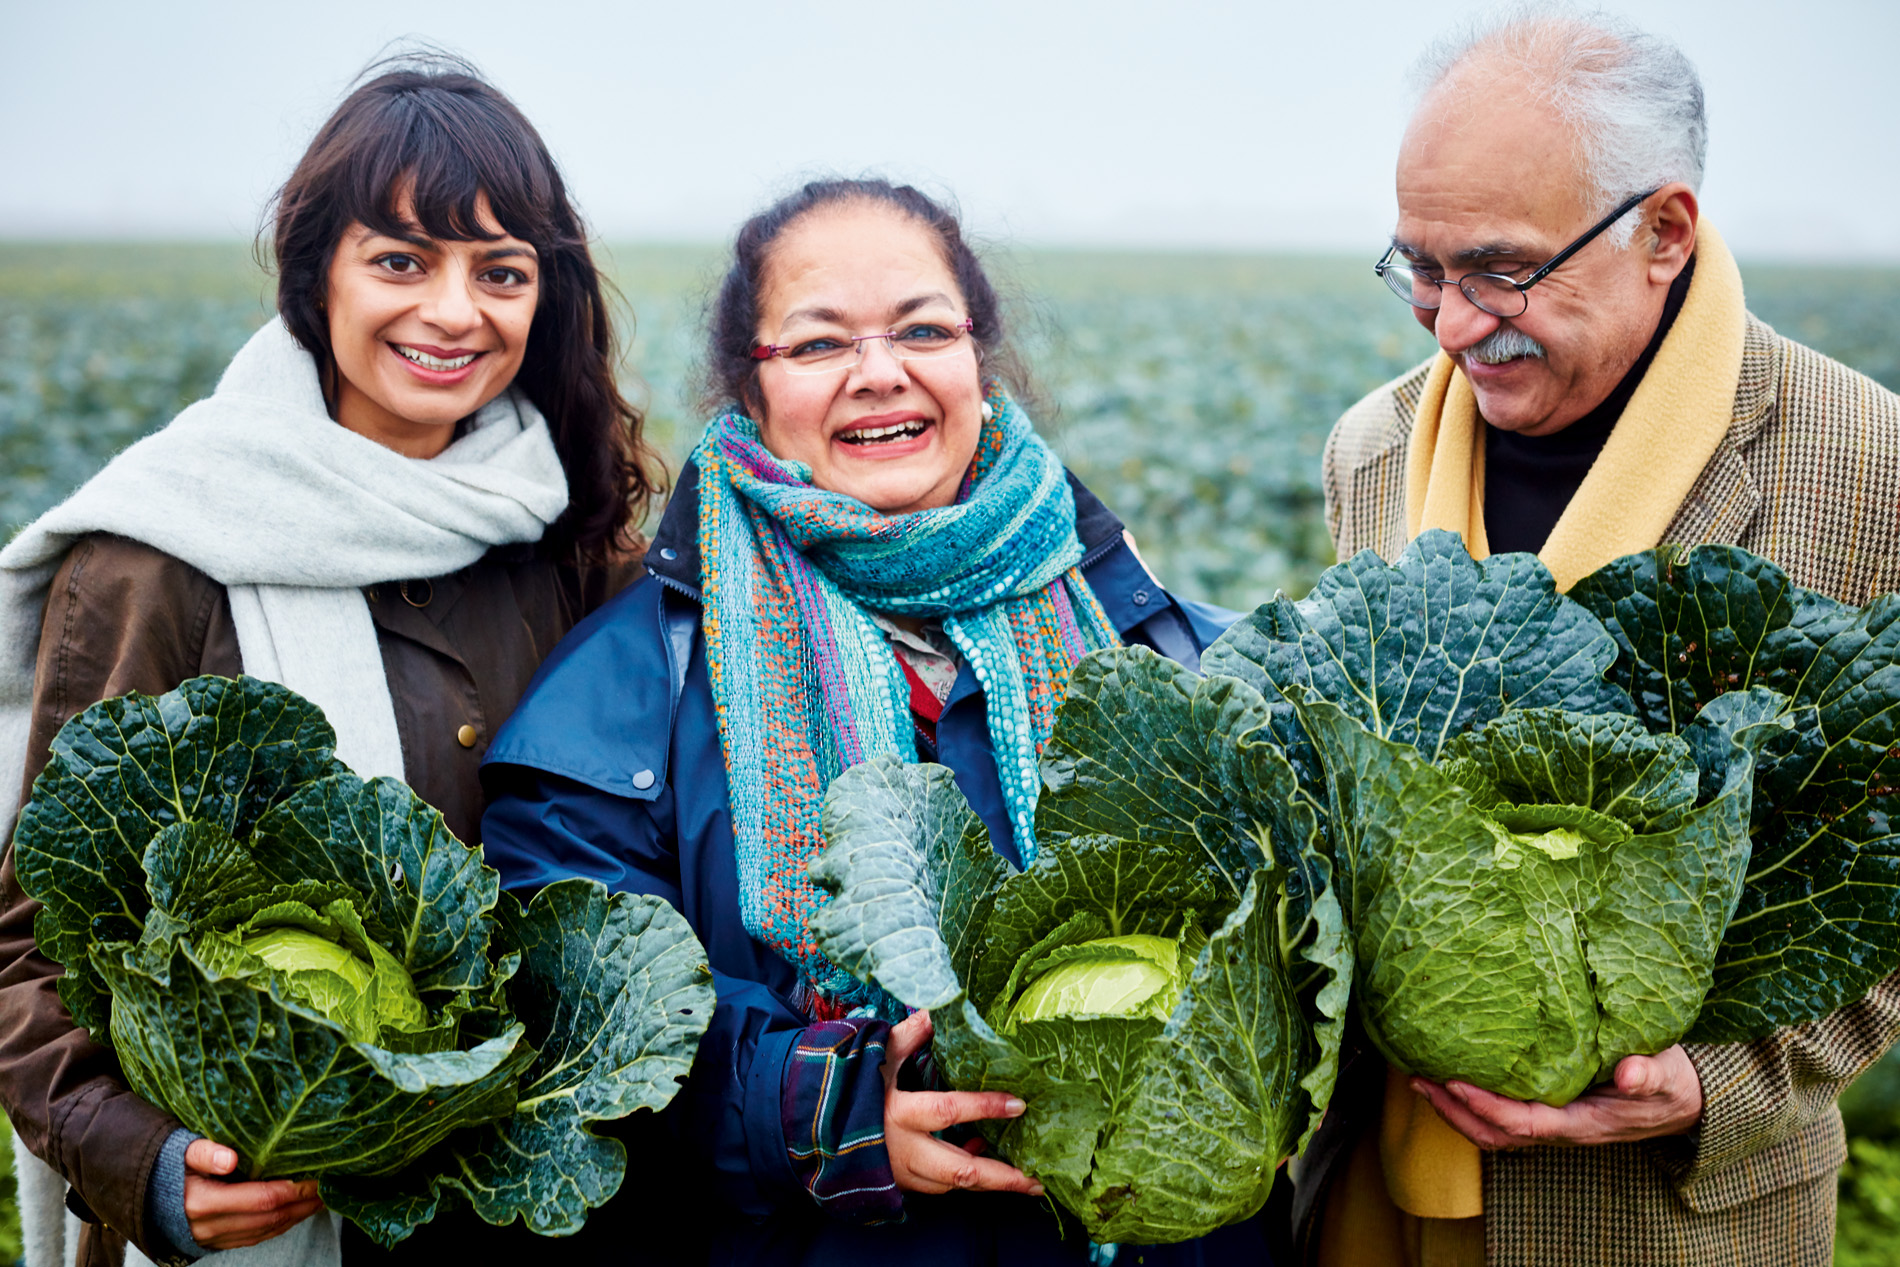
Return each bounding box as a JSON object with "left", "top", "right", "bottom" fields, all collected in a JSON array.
[
  {"left": 650, "top": 569, "right": 702, "bottom": 604},
  {"left": 1078, "top": 532, "right": 1125, "bottom": 571}
]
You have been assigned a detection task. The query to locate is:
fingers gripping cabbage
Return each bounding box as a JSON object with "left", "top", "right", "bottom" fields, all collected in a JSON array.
[
  {"left": 808, "top": 648, "right": 1350, "bottom": 1244},
  {"left": 12, "top": 676, "right": 714, "bottom": 1244},
  {"left": 1205, "top": 531, "right": 1900, "bottom": 1104}
]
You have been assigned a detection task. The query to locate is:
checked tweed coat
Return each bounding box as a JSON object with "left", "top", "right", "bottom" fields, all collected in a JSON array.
[{"left": 1310, "top": 312, "right": 1900, "bottom": 1266}]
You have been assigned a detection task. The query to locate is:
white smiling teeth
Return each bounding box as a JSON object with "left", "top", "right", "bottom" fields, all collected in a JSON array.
[
  {"left": 395, "top": 345, "right": 478, "bottom": 371},
  {"left": 845, "top": 421, "right": 928, "bottom": 443}
]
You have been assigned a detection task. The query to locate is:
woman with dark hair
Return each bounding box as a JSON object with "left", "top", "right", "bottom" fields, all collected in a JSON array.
[
  {"left": 0, "top": 56, "right": 661, "bottom": 1267},
  {"left": 478, "top": 178, "right": 1238, "bottom": 1264}
]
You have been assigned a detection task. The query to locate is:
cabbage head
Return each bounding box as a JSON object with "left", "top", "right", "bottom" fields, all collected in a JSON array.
[
  {"left": 1205, "top": 531, "right": 1900, "bottom": 1103},
  {"left": 809, "top": 648, "right": 1350, "bottom": 1244},
  {"left": 13, "top": 676, "right": 714, "bottom": 1245}
]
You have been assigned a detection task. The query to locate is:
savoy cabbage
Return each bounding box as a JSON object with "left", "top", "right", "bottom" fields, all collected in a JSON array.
[
  {"left": 1206, "top": 531, "right": 1900, "bottom": 1101},
  {"left": 810, "top": 648, "right": 1349, "bottom": 1243},
  {"left": 13, "top": 675, "right": 714, "bottom": 1244}
]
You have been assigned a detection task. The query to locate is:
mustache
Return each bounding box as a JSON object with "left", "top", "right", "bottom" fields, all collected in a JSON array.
[{"left": 1466, "top": 326, "right": 1549, "bottom": 365}]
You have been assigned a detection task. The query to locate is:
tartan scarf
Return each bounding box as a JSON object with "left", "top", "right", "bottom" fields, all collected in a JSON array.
[{"left": 695, "top": 388, "right": 1121, "bottom": 1009}]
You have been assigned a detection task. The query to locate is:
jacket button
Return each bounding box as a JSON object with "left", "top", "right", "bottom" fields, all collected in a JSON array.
[
  {"left": 457, "top": 724, "right": 478, "bottom": 748},
  {"left": 1132, "top": 588, "right": 1151, "bottom": 606},
  {"left": 632, "top": 769, "right": 656, "bottom": 790}
]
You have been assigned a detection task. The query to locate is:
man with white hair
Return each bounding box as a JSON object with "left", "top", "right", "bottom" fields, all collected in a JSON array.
[{"left": 1306, "top": 4, "right": 1900, "bottom": 1265}]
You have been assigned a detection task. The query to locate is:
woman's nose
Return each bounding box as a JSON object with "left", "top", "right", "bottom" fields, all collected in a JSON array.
[
  {"left": 419, "top": 272, "right": 481, "bottom": 335},
  {"left": 849, "top": 336, "right": 909, "bottom": 393}
]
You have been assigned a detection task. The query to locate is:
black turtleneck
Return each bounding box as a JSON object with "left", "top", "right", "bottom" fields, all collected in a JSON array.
[{"left": 1482, "top": 256, "right": 1697, "bottom": 556}]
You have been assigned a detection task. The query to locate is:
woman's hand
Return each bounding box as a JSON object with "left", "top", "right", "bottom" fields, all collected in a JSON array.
[
  {"left": 883, "top": 1011, "right": 1045, "bottom": 1197},
  {"left": 182, "top": 1140, "right": 325, "bottom": 1251}
]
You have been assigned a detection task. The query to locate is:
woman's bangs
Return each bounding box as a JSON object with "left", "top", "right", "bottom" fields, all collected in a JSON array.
[{"left": 353, "top": 95, "right": 557, "bottom": 248}]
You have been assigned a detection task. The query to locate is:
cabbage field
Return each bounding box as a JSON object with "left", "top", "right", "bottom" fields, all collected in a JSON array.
[
  {"left": 2, "top": 241, "right": 1899, "bottom": 1260},
  {"left": 5, "top": 243, "right": 1899, "bottom": 610}
]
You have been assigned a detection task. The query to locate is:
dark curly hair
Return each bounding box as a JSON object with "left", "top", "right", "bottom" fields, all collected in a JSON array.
[
  {"left": 703, "top": 177, "right": 1030, "bottom": 416},
  {"left": 264, "top": 52, "right": 664, "bottom": 557}
]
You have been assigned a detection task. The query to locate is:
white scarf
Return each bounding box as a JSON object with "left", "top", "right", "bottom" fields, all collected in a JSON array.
[{"left": 1, "top": 319, "right": 569, "bottom": 1267}]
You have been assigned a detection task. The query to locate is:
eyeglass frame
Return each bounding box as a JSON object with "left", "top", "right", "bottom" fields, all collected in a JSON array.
[
  {"left": 1373, "top": 187, "right": 1661, "bottom": 318},
  {"left": 749, "top": 316, "right": 976, "bottom": 368}
]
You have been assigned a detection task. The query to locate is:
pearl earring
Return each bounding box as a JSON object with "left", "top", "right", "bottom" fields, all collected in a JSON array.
[{"left": 980, "top": 401, "right": 994, "bottom": 423}]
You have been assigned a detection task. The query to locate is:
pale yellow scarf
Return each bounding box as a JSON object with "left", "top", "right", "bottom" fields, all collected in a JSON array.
[
  {"left": 1404, "top": 222, "right": 1747, "bottom": 592},
  {"left": 1381, "top": 223, "right": 1748, "bottom": 1228}
]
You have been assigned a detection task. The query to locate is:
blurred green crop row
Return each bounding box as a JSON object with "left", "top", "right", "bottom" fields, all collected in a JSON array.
[
  {"left": 8, "top": 242, "right": 1895, "bottom": 612},
  {"left": 1, "top": 242, "right": 1898, "bottom": 1264}
]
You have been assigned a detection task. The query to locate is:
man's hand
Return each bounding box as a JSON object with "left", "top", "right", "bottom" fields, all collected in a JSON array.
[
  {"left": 1413, "top": 1043, "right": 1704, "bottom": 1149},
  {"left": 182, "top": 1139, "right": 324, "bottom": 1250},
  {"left": 884, "top": 1011, "right": 1045, "bottom": 1197}
]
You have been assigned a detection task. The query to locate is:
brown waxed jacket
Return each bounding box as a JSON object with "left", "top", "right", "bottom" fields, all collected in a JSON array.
[{"left": 0, "top": 533, "right": 640, "bottom": 1267}]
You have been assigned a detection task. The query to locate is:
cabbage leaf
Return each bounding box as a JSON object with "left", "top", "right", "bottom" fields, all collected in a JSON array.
[
  {"left": 1572, "top": 545, "right": 1900, "bottom": 1039},
  {"left": 1207, "top": 531, "right": 1900, "bottom": 1104},
  {"left": 810, "top": 647, "right": 1348, "bottom": 1243},
  {"left": 13, "top": 676, "right": 714, "bottom": 1245}
]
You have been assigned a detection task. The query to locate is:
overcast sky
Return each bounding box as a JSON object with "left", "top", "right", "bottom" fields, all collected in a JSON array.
[{"left": 5, "top": 0, "right": 1896, "bottom": 258}]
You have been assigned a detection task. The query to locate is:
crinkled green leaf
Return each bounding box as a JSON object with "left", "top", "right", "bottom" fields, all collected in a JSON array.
[
  {"left": 976, "top": 834, "right": 1223, "bottom": 1022},
  {"left": 249, "top": 773, "right": 498, "bottom": 994},
  {"left": 1083, "top": 869, "right": 1303, "bottom": 1242},
  {"left": 1205, "top": 531, "right": 1635, "bottom": 767},
  {"left": 1294, "top": 690, "right": 1776, "bottom": 1102},
  {"left": 143, "top": 820, "right": 272, "bottom": 923},
  {"left": 809, "top": 756, "right": 1003, "bottom": 1013},
  {"left": 134, "top": 821, "right": 272, "bottom": 956},
  {"left": 810, "top": 650, "right": 1349, "bottom": 1243},
  {"left": 1569, "top": 544, "right": 1856, "bottom": 733},
  {"left": 97, "top": 938, "right": 528, "bottom": 1179},
  {"left": 13, "top": 676, "right": 339, "bottom": 1035},
  {"left": 1005, "top": 934, "right": 1185, "bottom": 1027},
  {"left": 1573, "top": 546, "right": 1900, "bottom": 1037},
  {"left": 1446, "top": 707, "right": 1700, "bottom": 831},
  {"left": 325, "top": 880, "right": 714, "bottom": 1242},
  {"left": 931, "top": 995, "right": 1106, "bottom": 1217},
  {"left": 1037, "top": 646, "right": 1281, "bottom": 897}
]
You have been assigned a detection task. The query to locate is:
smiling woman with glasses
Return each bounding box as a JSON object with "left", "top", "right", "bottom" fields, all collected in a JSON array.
[{"left": 474, "top": 177, "right": 1241, "bottom": 1266}]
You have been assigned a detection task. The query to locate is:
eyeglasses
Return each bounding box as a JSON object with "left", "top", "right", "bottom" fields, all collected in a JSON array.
[
  {"left": 1374, "top": 188, "right": 1660, "bottom": 318},
  {"left": 750, "top": 318, "right": 975, "bottom": 376}
]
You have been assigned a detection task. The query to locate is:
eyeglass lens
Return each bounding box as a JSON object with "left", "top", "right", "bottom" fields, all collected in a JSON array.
[
  {"left": 1379, "top": 264, "right": 1530, "bottom": 318},
  {"left": 780, "top": 325, "right": 970, "bottom": 375}
]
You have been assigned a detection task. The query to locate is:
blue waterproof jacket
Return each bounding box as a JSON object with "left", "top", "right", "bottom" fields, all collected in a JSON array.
[{"left": 480, "top": 466, "right": 1265, "bottom": 1266}]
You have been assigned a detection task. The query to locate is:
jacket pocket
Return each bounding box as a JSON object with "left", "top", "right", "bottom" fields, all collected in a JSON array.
[{"left": 1674, "top": 1106, "right": 1847, "bottom": 1215}]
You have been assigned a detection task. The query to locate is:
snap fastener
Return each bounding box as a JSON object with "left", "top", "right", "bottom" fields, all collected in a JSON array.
[
  {"left": 456, "top": 724, "right": 478, "bottom": 748},
  {"left": 1132, "top": 588, "right": 1151, "bottom": 606},
  {"left": 659, "top": 547, "right": 679, "bottom": 561},
  {"left": 400, "top": 579, "right": 434, "bottom": 608},
  {"left": 631, "top": 769, "right": 656, "bottom": 790}
]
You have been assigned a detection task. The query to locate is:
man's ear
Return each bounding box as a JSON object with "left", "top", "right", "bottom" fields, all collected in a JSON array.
[{"left": 1648, "top": 185, "right": 1699, "bottom": 283}]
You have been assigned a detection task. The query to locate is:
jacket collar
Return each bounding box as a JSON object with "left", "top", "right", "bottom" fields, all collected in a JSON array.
[
  {"left": 645, "top": 461, "right": 703, "bottom": 595},
  {"left": 643, "top": 461, "right": 1130, "bottom": 600},
  {"left": 1657, "top": 312, "right": 1774, "bottom": 547}
]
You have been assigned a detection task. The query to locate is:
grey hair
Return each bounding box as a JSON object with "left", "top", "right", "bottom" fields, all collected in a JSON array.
[{"left": 1409, "top": 2, "right": 1706, "bottom": 247}]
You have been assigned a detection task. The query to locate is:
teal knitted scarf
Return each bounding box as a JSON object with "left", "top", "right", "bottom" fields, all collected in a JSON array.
[{"left": 694, "top": 389, "right": 1121, "bottom": 1010}]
